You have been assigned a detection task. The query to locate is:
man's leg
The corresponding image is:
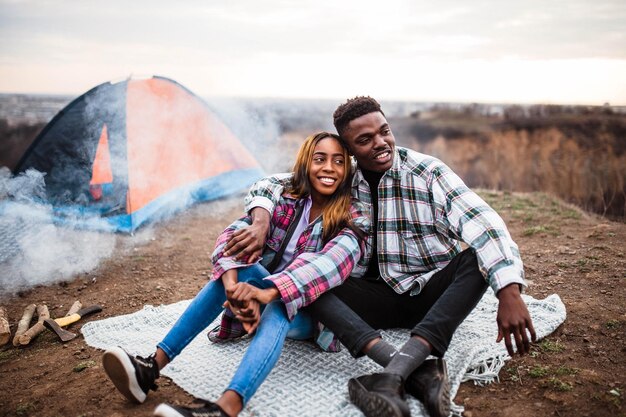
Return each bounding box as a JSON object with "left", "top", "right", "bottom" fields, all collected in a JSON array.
[
  {"left": 378, "top": 248, "right": 488, "bottom": 417},
  {"left": 305, "top": 278, "right": 397, "bottom": 360},
  {"left": 343, "top": 249, "right": 487, "bottom": 417},
  {"left": 407, "top": 248, "right": 489, "bottom": 357},
  {"left": 306, "top": 280, "right": 411, "bottom": 417},
  {"left": 304, "top": 293, "right": 381, "bottom": 358}
]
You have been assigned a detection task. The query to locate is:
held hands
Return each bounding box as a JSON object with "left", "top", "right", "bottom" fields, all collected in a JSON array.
[
  {"left": 496, "top": 284, "right": 537, "bottom": 356},
  {"left": 224, "top": 282, "right": 280, "bottom": 334},
  {"left": 223, "top": 298, "right": 261, "bottom": 334}
]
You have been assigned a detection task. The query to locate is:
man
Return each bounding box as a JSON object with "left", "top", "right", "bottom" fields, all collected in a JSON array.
[{"left": 225, "top": 97, "right": 536, "bottom": 417}]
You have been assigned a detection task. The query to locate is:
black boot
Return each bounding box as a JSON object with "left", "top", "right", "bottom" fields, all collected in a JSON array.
[
  {"left": 348, "top": 372, "right": 411, "bottom": 417},
  {"left": 405, "top": 358, "right": 450, "bottom": 417}
]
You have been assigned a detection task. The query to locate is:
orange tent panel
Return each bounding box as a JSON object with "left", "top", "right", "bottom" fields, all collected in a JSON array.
[
  {"left": 125, "top": 78, "right": 258, "bottom": 214},
  {"left": 90, "top": 124, "right": 113, "bottom": 185}
]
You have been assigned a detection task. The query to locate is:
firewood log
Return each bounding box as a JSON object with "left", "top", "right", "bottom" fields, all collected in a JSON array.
[
  {"left": 18, "top": 305, "right": 50, "bottom": 345},
  {"left": 0, "top": 307, "right": 10, "bottom": 346},
  {"left": 12, "top": 304, "right": 36, "bottom": 346}
]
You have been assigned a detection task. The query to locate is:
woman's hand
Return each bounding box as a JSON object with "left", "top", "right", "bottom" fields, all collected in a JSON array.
[
  {"left": 254, "top": 287, "right": 280, "bottom": 304},
  {"left": 223, "top": 282, "right": 263, "bottom": 333},
  {"left": 223, "top": 282, "right": 280, "bottom": 334},
  {"left": 226, "top": 282, "right": 280, "bottom": 305},
  {"left": 223, "top": 298, "right": 261, "bottom": 334},
  {"left": 226, "top": 282, "right": 258, "bottom": 306}
]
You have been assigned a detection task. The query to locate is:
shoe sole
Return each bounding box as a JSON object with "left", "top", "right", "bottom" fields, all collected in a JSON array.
[
  {"left": 348, "top": 378, "right": 409, "bottom": 417},
  {"left": 427, "top": 360, "right": 451, "bottom": 417},
  {"left": 154, "top": 403, "right": 226, "bottom": 417},
  {"left": 153, "top": 404, "right": 184, "bottom": 417},
  {"left": 102, "top": 346, "right": 146, "bottom": 404}
]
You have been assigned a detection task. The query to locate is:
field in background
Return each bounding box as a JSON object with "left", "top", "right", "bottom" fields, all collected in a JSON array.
[{"left": 1, "top": 94, "right": 624, "bottom": 220}]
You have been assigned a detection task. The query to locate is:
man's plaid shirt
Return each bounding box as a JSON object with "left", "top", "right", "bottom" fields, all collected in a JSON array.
[{"left": 246, "top": 147, "right": 525, "bottom": 295}]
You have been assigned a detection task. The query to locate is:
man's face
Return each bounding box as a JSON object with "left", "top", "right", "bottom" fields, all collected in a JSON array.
[{"left": 342, "top": 111, "right": 395, "bottom": 173}]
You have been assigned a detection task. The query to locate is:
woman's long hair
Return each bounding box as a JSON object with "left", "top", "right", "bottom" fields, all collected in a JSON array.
[{"left": 286, "top": 132, "right": 357, "bottom": 243}]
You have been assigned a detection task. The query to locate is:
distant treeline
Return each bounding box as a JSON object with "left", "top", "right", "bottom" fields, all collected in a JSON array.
[
  {"left": 2, "top": 101, "right": 624, "bottom": 221},
  {"left": 0, "top": 119, "right": 46, "bottom": 171},
  {"left": 391, "top": 104, "right": 626, "bottom": 221}
]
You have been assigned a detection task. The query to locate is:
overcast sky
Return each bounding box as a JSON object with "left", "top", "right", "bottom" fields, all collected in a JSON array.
[{"left": 1, "top": 0, "right": 625, "bottom": 104}]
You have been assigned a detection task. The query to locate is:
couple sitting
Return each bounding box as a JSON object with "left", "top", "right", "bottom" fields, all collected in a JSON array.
[{"left": 102, "top": 97, "right": 536, "bottom": 417}]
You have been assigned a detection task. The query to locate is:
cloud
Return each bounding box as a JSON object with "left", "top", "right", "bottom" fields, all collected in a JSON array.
[{"left": 1, "top": 0, "right": 625, "bottom": 103}]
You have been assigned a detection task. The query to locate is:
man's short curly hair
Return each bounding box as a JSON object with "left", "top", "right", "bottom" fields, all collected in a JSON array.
[{"left": 333, "top": 96, "right": 385, "bottom": 137}]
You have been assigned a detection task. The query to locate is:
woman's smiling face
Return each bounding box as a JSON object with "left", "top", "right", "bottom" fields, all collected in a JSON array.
[{"left": 308, "top": 136, "right": 347, "bottom": 204}]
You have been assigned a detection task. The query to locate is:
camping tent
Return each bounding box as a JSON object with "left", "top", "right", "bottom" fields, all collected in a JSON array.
[{"left": 13, "top": 76, "right": 264, "bottom": 232}]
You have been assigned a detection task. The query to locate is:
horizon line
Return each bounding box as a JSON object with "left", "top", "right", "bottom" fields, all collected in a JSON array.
[{"left": 0, "top": 90, "right": 624, "bottom": 108}]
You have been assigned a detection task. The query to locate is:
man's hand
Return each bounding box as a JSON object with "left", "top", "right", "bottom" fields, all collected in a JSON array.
[
  {"left": 223, "top": 208, "right": 271, "bottom": 263},
  {"left": 496, "top": 284, "right": 537, "bottom": 356}
]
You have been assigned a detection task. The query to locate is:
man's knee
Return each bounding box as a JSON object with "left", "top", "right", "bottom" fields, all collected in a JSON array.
[{"left": 458, "top": 248, "right": 479, "bottom": 269}]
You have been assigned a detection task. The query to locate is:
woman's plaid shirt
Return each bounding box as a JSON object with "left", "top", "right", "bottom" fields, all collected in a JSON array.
[{"left": 209, "top": 193, "right": 370, "bottom": 351}]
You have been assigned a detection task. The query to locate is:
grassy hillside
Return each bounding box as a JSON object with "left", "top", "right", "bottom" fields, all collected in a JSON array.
[{"left": 391, "top": 105, "right": 626, "bottom": 221}]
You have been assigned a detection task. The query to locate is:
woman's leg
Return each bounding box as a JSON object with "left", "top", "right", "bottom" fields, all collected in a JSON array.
[
  {"left": 103, "top": 279, "right": 229, "bottom": 404},
  {"left": 158, "top": 263, "right": 272, "bottom": 362},
  {"left": 104, "top": 264, "right": 274, "bottom": 405},
  {"left": 285, "top": 309, "right": 314, "bottom": 340},
  {"left": 156, "top": 278, "right": 228, "bottom": 362},
  {"left": 216, "top": 303, "right": 314, "bottom": 416}
]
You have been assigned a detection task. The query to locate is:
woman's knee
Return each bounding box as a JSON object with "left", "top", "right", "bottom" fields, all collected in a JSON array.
[
  {"left": 237, "top": 264, "right": 271, "bottom": 287},
  {"left": 286, "top": 311, "right": 314, "bottom": 340}
]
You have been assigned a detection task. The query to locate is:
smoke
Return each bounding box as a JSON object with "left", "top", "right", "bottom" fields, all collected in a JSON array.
[
  {"left": 207, "top": 97, "right": 284, "bottom": 172},
  {"left": 0, "top": 89, "right": 339, "bottom": 298},
  {"left": 207, "top": 97, "right": 337, "bottom": 173},
  {"left": 0, "top": 168, "right": 117, "bottom": 297}
]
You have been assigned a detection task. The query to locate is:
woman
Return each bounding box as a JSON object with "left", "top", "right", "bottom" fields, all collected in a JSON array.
[{"left": 102, "top": 132, "right": 369, "bottom": 417}]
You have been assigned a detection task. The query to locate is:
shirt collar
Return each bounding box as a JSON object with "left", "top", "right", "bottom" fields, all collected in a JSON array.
[{"left": 282, "top": 192, "right": 310, "bottom": 209}]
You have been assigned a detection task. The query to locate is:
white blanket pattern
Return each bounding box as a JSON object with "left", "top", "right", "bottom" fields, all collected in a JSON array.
[{"left": 82, "top": 290, "right": 566, "bottom": 417}]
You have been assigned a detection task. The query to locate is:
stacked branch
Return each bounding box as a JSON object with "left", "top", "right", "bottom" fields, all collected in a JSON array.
[
  {"left": 18, "top": 305, "right": 50, "bottom": 345},
  {"left": 0, "top": 307, "right": 10, "bottom": 346},
  {"left": 8, "top": 301, "right": 84, "bottom": 346},
  {"left": 12, "top": 304, "right": 36, "bottom": 346}
]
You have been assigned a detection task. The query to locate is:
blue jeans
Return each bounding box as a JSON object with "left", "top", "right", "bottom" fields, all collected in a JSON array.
[
  {"left": 158, "top": 264, "right": 313, "bottom": 404},
  {"left": 227, "top": 301, "right": 312, "bottom": 404}
]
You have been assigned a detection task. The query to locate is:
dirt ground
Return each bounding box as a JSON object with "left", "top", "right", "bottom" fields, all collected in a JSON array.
[{"left": 0, "top": 190, "right": 624, "bottom": 417}]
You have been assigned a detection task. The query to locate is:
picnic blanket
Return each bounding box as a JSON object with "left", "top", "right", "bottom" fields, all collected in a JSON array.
[{"left": 82, "top": 289, "right": 566, "bottom": 416}]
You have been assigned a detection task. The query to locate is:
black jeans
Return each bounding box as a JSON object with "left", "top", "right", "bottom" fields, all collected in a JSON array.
[{"left": 305, "top": 248, "right": 488, "bottom": 358}]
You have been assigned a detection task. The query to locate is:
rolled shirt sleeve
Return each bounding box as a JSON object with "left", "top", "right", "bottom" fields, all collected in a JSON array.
[
  {"left": 429, "top": 164, "right": 525, "bottom": 294},
  {"left": 210, "top": 216, "right": 257, "bottom": 280},
  {"left": 244, "top": 173, "right": 292, "bottom": 215}
]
